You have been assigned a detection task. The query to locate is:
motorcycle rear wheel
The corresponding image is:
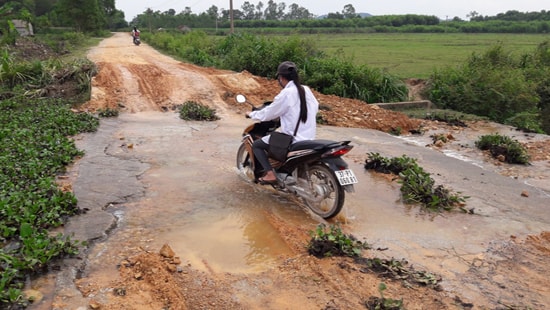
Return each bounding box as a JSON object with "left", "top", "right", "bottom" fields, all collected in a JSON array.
[
  {"left": 303, "top": 164, "right": 344, "bottom": 219},
  {"left": 236, "top": 143, "right": 255, "bottom": 181}
]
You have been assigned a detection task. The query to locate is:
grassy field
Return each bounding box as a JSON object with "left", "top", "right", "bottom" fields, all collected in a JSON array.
[{"left": 305, "top": 33, "right": 550, "bottom": 79}]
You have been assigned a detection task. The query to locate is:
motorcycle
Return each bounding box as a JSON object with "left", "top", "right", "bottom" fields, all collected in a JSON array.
[
  {"left": 133, "top": 37, "right": 141, "bottom": 46},
  {"left": 235, "top": 94, "right": 358, "bottom": 219}
]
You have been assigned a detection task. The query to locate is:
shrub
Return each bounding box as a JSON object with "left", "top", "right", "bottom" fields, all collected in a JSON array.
[
  {"left": 474, "top": 134, "right": 530, "bottom": 164},
  {"left": 97, "top": 108, "right": 119, "bottom": 117},
  {"left": 364, "top": 153, "right": 468, "bottom": 211},
  {"left": 215, "top": 33, "right": 279, "bottom": 77},
  {"left": 307, "top": 224, "right": 369, "bottom": 258},
  {"left": 505, "top": 111, "right": 543, "bottom": 133},
  {"left": 0, "top": 98, "right": 98, "bottom": 307},
  {"left": 302, "top": 56, "right": 408, "bottom": 103},
  {"left": 427, "top": 43, "right": 548, "bottom": 133},
  {"left": 145, "top": 31, "right": 408, "bottom": 104},
  {"left": 364, "top": 152, "right": 417, "bottom": 174},
  {"left": 179, "top": 101, "right": 219, "bottom": 121},
  {"left": 365, "top": 283, "right": 404, "bottom": 310}
]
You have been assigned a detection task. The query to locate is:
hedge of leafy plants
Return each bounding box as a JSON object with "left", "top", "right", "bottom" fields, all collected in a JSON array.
[
  {"left": 427, "top": 41, "right": 550, "bottom": 134},
  {"left": 364, "top": 153, "right": 468, "bottom": 211},
  {"left": 142, "top": 31, "right": 408, "bottom": 103},
  {"left": 474, "top": 134, "right": 530, "bottom": 164},
  {"left": 0, "top": 98, "right": 99, "bottom": 307},
  {"left": 1, "top": 36, "right": 100, "bottom": 307},
  {"left": 179, "top": 101, "right": 219, "bottom": 121}
]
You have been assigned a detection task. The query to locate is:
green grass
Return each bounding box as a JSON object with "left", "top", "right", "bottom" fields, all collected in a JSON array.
[{"left": 306, "top": 33, "right": 550, "bottom": 78}]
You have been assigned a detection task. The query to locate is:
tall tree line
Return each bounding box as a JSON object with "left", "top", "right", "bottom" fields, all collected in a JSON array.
[{"left": 0, "top": 0, "right": 127, "bottom": 32}]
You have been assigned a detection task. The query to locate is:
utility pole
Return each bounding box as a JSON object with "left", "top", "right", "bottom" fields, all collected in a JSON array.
[{"left": 230, "top": 0, "right": 234, "bottom": 33}]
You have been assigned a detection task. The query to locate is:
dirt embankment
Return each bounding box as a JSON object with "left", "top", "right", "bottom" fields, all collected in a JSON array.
[{"left": 25, "top": 32, "right": 548, "bottom": 310}]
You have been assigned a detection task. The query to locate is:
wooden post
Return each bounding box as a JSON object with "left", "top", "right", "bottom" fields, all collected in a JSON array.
[{"left": 230, "top": 0, "right": 234, "bottom": 33}]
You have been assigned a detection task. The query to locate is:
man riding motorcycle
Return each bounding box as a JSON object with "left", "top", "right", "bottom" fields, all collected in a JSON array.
[{"left": 131, "top": 26, "right": 140, "bottom": 45}]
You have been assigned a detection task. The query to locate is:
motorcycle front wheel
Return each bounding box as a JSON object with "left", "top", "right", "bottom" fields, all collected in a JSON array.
[
  {"left": 303, "top": 164, "right": 345, "bottom": 219},
  {"left": 236, "top": 143, "right": 255, "bottom": 181}
]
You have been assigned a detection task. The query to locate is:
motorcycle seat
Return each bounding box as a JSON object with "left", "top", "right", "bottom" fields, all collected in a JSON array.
[{"left": 289, "top": 139, "right": 349, "bottom": 151}]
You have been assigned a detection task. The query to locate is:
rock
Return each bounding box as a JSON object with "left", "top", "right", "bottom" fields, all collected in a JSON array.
[
  {"left": 166, "top": 264, "right": 177, "bottom": 273},
  {"left": 23, "top": 289, "right": 43, "bottom": 303},
  {"left": 521, "top": 190, "right": 529, "bottom": 197},
  {"left": 497, "top": 154, "right": 506, "bottom": 162},
  {"left": 159, "top": 244, "right": 175, "bottom": 258},
  {"left": 89, "top": 300, "right": 102, "bottom": 309}
]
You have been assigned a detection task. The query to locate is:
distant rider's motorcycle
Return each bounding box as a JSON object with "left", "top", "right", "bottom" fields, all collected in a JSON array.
[
  {"left": 235, "top": 94, "right": 358, "bottom": 219},
  {"left": 133, "top": 37, "right": 141, "bottom": 46}
]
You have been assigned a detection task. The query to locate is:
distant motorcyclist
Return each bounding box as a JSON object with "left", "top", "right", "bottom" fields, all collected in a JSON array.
[{"left": 131, "top": 26, "right": 140, "bottom": 44}]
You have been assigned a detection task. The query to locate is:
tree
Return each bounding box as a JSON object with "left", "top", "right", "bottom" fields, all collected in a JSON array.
[
  {"left": 255, "top": 1, "right": 263, "bottom": 19},
  {"left": 327, "top": 12, "right": 343, "bottom": 19},
  {"left": 56, "top": 0, "right": 104, "bottom": 32},
  {"left": 206, "top": 5, "right": 218, "bottom": 19},
  {"left": 276, "top": 2, "right": 285, "bottom": 20},
  {"left": 182, "top": 6, "right": 192, "bottom": 16},
  {"left": 0, "top": 2, "right": 17, "bottom": 44},
  {"left": 342, "top": 4, "right": 356, "bottom": 19},
  {"left": 35, "top": 0, "right": 56, "bottom": 16},
  {"left": 264, "top": 0, "right": 277, "bottom": 20},
  {"left": 467, "top": 10, "right": 480, "bottom": 21},
  {"left": 286, "top": 3, "right": 312, "bottom": 20},
  {"left": 241, "top": 1, "right": 255, "bottom": 20}
]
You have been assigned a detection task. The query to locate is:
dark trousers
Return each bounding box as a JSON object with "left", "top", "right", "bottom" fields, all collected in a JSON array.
[{"left": 252, "top": 139, "right": 271, "bottom": 175}]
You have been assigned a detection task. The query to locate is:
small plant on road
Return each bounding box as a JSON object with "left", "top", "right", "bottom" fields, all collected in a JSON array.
[
  {"left": 307, "top": 224, "right": 369, "bottom": 258},
  {"left": 364, "top": 152, "right": 417, "bottom": 174},
  {"left": 475, "top": 133, "right": 530, "bottom": 164},
  {"left": 356, "top": 257, "right": 441, "bottom": 288},
  {"left": 364, "top": 153, "right": 468, "bottom": 211},
  {"left": 365, "top": 282, "right": 404, "bottom": 310},
  {"left": 97, "top": 107, "right": 119, "bottom": 117},
  {"left": 179, "top": 100, "right": 219, "bottom": 121}
]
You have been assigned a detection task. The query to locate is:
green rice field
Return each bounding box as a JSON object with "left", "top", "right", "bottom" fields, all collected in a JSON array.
[{"left": 306, "top": 33, "right": 550, "bottom": 79}]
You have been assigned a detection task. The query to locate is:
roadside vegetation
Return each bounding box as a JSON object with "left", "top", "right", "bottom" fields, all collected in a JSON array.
[
  {"left": 179, "top": 101, "right": 220, "bottom": 121},
  {"left": 0, "top": 35, "right": 100, "bottom": 310},
  {"left": 475, "top": 134, "right": 531, "bottom": 164},
  {"left": 0, "top": 99, "right": 98, "bottom": 307},
  {"left": 143, "top": 31, "right": 408, "bottom": 103},
  {"left": 307, "top": 224, "right": 370, "bottom": 258},
  {"left": 427, "top": 42, "right": 550, "bottom": 134},
  {"left": 364, "top": 153, "right": 469, "bottom": 212},
  {"left": 142, "top": 30, "right": 550, "bottom": 134},
  {"left": 308, "top": 224, "right": 441, "bottom": 309},
  {"left": 310, "top": 33, "right": 546, "bottom": 79}
]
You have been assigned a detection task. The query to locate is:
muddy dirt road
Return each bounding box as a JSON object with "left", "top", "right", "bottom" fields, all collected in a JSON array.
[{"left": 29, "top": 33, "right": 550, "bottom": 310}]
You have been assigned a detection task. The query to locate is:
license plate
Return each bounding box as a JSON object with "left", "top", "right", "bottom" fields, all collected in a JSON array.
[{"left": 335, "top": 169, "right": 358, "bottom": 185}]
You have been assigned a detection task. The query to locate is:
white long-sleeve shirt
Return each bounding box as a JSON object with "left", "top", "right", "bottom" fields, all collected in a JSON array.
[{"left": 249, "top": 81, "right": 319, "bottom": 143}]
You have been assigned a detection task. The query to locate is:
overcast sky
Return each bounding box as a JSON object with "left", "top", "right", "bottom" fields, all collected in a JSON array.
[{"left": 116, "top": 0, "right": 548, "bottom": 22}]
